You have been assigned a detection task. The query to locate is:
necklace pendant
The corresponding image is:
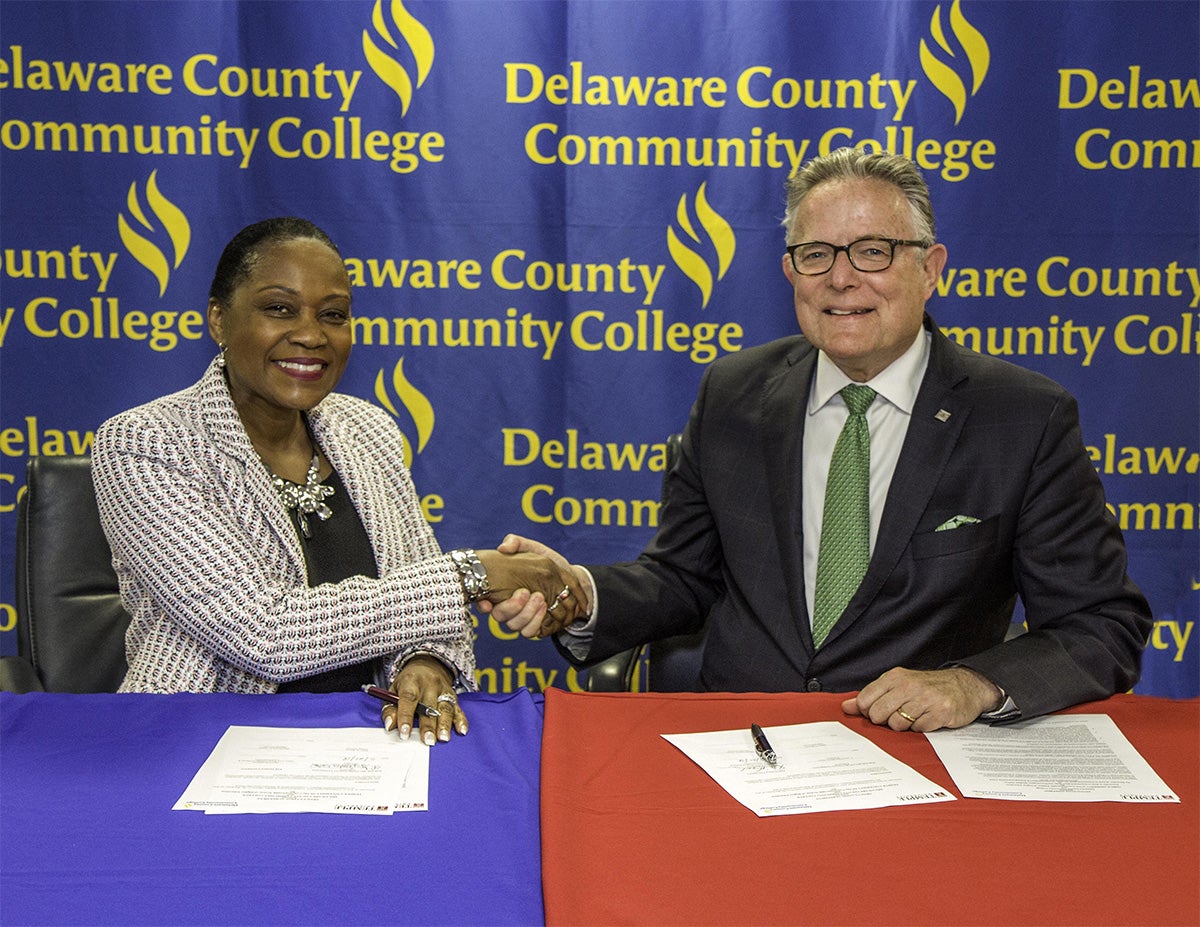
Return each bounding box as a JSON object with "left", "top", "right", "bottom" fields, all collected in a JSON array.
[{"left": 269, "top": 451, "right": 334, "bottom": 539}]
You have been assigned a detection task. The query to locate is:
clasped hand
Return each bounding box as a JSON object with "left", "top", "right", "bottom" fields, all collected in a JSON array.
[{"left": 475, "top": 536, "right": 590, "bottom": 637}]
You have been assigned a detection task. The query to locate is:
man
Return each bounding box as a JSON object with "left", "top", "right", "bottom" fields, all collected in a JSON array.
[{"left": 483, "top": 147, "right": 1151, "bottom": 732}]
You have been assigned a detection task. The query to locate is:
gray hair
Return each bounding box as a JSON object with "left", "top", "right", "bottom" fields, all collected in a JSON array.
[{"left": 782, "top": 147, "right": 937, "bottom": 246}]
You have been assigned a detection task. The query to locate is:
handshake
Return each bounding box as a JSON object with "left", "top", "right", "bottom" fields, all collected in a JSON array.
[{"left": 473, "top": 535, "right": 591, "bottom": 638}]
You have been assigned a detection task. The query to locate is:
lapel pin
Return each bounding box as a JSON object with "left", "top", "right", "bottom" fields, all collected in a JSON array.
[{"left": 935, "top": 409, "right": 952, "bottom": 422}]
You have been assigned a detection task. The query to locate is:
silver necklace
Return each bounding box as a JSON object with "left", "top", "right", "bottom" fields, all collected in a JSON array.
[{"left": 269, "top": 453, "right": 334, "bottom": 539}]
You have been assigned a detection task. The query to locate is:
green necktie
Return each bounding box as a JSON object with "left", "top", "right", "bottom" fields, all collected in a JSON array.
[{"left": 812, "top": 384, "right": 877, "bottom": 647}]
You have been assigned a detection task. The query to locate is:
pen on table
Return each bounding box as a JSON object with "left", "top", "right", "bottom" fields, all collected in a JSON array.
[
  {"left": 361, "top": 684, "right": 441, "bottom": 718},
  {"left": 751, "top": 723, "right": 777, "bottom": 766}
]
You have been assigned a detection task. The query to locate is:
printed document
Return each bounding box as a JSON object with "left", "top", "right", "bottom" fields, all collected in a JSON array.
[
  {"left": 663, "top": 721, "right": 955, "bottom": 817},
  {"left": 174, "top": 725, "right": 430, "bottom": 814},
  {"left": 925, "top": 714, "right": 1179, "bottom": 802}
]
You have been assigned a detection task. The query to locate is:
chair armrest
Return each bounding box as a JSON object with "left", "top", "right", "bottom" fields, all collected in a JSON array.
[
  {"left": 584, "top": 647, "right": 641, "bottom": 692},
  {"left": 0, "top": 656, "right": 45, "bottom": 693}
]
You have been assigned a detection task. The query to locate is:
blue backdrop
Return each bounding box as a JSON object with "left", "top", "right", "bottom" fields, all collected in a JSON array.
[{"left": 1, "top": 0, "right": 1196, "bottom": 697}]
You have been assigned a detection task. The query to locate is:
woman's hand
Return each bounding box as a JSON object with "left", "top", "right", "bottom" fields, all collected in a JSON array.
[{"left": 381, "top": 655, "right": 467, "bottom": 744}]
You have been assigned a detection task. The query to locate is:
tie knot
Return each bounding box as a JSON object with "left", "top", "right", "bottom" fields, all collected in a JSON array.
[{"left": 840, "top": 384, "right": 876, "bottom": 416}]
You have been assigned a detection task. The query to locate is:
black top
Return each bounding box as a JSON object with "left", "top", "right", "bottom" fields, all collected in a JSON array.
[{"left": 276, "top": 468, "right": 380, "bottom": 693}]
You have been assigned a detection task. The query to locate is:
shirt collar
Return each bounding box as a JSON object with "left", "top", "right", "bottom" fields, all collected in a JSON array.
[{"left": 808, "top": 328, "right": 931, "bottom": 416}]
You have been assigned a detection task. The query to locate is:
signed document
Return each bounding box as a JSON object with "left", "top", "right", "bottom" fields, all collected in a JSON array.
[
  {"left": 663, "top": 721, "right": 955, "bottom": 817},
  {"left": 174, "top": 726, "right": 431, "bottom": 815},
  {"left": 925, "top": 714, "right": 1180, "bottom": 803}
]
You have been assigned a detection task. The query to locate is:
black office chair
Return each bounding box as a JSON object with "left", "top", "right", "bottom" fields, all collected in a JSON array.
[
  {"left": 584, "top": 434, "right": 709, "bottom": 693},
  {"left": 0, "top": 455, "right": 131, "bottom": 693}
]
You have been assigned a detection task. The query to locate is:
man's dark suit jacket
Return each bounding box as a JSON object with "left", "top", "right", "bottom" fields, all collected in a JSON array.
[{"left": 582, "top": 316, "right": 1152, "bottom": 719}]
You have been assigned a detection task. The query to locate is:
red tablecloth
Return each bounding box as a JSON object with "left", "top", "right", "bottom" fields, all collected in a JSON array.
[{"left": 541, "top": 690, "right": 1199, "bottom": 926}]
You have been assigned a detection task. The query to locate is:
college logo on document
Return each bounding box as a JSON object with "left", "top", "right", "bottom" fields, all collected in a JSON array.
[
  {"left": 918, "top": 0, "right": 991, "bottom": 125},
  {"left": 666, "top": 182, "right": 735, "bottom": 310},
  {"left": 374, "top": 357, "right": 435, "bottom": 466},
  {"left": 117, "top": 169, "right": 191, "bottom": 297},
  {"left": 362, "top": 0, "right": 434, "bottom": 116}
]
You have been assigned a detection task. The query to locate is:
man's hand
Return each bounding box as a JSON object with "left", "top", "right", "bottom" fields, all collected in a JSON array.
[
  {"left": 841, "top": 666, "right": 1004, "bottom": 732},
  {"left": 475, "top": 535, "right": 591, "bottom": 638}
]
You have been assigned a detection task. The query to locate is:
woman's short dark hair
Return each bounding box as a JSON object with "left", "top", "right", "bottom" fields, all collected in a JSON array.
[{"left": 209, "top": 217, "right": 341, "bottom": 305}]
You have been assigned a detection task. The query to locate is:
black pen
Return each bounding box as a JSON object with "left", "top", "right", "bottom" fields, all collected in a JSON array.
[
  {"left": 750, "top": 723, "right": 777, "bottom": 766},
  {"left": 361, "top": 684, "right": 441, "bottom": 718}
]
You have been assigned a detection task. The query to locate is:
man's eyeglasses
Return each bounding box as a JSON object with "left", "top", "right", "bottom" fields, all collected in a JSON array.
[{"left": 785, "top": 237, "right": 929, "bottom": 276}]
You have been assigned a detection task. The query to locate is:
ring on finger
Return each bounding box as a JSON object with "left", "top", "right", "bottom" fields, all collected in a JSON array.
[
  {"left": 555, "top": 585, "right": 570, "bottom": 601},
  {"left": 896, "top": 708, "right": 918, "bottom": 723},
  {"left": 437, "top": 693, "right": 457, "bottom": 705},
  {"left": 547, "top": 598, "right": 561, "bottom": 611}
]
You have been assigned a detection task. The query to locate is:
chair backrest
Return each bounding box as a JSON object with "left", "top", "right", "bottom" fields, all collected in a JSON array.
[
  {"left": 644, "top": 627, "right": 707, "bottom": 692},
  {"left": 15, "top": 455, "right": 131, "bottom": 692}
]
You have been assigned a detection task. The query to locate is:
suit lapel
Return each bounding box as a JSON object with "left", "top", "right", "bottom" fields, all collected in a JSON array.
[
  {"left": 198, "top": 360, "right": 311, "bottom": 581},
  {"left": 760, "top": 341, "right": 819, "bottom": 653},
  {"left": 823, "top": 321, "right": 971, "bottom": 644}
]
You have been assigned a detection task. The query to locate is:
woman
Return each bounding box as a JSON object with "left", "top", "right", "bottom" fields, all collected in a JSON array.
[{"left": 92, "top": 218, "right": 586, "bottom": 744}]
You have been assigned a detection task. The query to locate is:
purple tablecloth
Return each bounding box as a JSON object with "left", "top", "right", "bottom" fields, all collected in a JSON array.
[{"left": 1, "top": 690, "right": 544, "bottom": 926}]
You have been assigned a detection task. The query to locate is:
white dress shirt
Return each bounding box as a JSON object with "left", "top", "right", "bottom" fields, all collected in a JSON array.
[{"left": 801, "top": 330, "right": 930, "bottom": 624}]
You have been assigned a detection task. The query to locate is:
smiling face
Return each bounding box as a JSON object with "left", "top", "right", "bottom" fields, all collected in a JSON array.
[
  {"left": 207, "top": 237, "right": 352, "bottom": 425},
  {"left": 782, "top": 177, "right": 947, "bottom": 382}
]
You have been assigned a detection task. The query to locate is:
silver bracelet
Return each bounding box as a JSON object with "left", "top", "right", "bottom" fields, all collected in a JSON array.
[{"left": 449, "top": 549, "right": 490, "bottom": 602}]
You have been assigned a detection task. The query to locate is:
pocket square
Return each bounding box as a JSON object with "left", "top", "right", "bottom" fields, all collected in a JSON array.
[{"left": 935, "top": 515, "right": 982, "bottom": 532}]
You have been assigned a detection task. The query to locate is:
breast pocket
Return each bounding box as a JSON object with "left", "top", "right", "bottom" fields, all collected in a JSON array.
[{"left": 911, "top": 514, "right": 999, "bottom": 560}]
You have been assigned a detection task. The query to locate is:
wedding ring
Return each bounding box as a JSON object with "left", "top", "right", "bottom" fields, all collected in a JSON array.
[
  {"left": 896, "top": 708, "right": 918, "bottom": 723},
  {"left": 547, "top": 599, "right": 561, "bottom": 611},
  {"left": 437, "top": 693, "right": 457, "bottom": 704},
  {"left": 556, "top": 586, "right": 571, "bottom": 601}
]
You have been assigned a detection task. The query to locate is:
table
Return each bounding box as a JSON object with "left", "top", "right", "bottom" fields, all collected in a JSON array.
[
  {"left": 1, "top": 690, "right": 544, "bottom": 926},
  {"left": 541, "top": 690, "right": 1199, "bottom": 926}
]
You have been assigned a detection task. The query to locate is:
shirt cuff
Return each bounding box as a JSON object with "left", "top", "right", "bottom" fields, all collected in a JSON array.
[
  {"left": 945, "top": 662, "right": 1019, "bottom": 722},
  {"left": 558, "top": 567, "right": 598, "bottom": 660},
  {"left": 978, "top": 692, "right": 1020, "bottom": 722}
]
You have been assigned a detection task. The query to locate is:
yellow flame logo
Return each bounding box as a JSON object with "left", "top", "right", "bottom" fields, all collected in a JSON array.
[
  {"left": 117, "top": 170, "right": 191, "bottom": 298},
  {"left": 374, "top": 357, "right": 435, "bottom": 467},
  {"left": 918, "top": 0, "right": 990, "bottom": 126},
  {"left": 362, "top": 0, "right": 434, "bottom": 116},
  {"left": 666, "top": 182, "right": 735, "bottom": 310}
]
